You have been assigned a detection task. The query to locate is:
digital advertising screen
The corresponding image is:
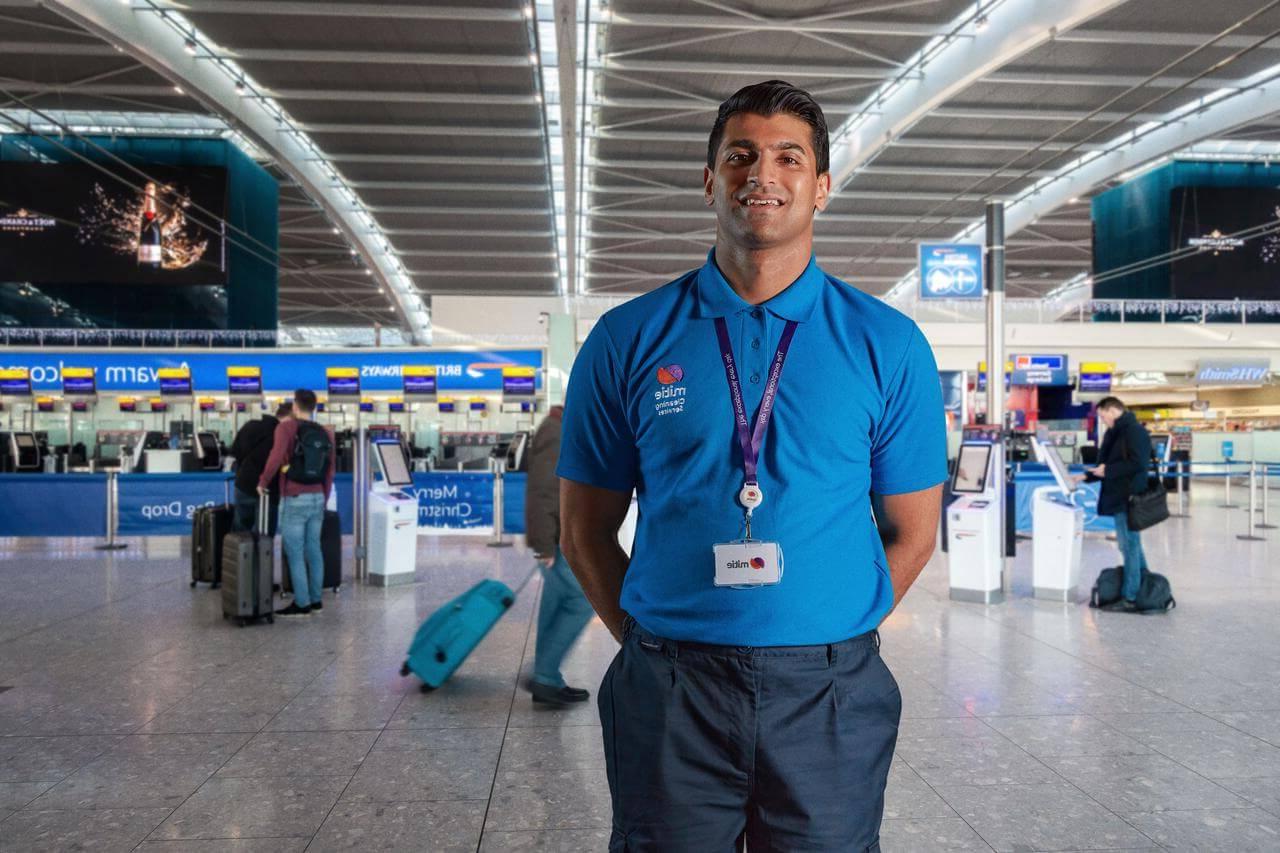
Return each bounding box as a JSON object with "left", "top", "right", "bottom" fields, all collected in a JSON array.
[
  {"left": 327, "top": 368, "right": 360, "bottom": 397},
  {"left": 0, "top": 162, "right": 228, "bottom": 285},
  {"left": 0, "top": 369, "right": 32, "bottom": 396},
  {"left": 62, "top": 367, "right": 96, "bottom": 396},
  {"left": 227, "top": 367, "right": 262, "bottom": 396},
  {"left": 1170, "top": 186, "right": 1280, "bottom": 300}
]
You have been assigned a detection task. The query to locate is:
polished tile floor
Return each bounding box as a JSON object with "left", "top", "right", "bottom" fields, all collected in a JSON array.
[{"left": 1, "top": 482, "right": 1278, "bottom": 852}]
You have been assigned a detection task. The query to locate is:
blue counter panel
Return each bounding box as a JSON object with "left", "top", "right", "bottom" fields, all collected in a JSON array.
[
  {"left": 0, "top": 470, "right": 530, "bottom": 537},
  {"left": 0, "top": 474, "right": 108, "bottom": 537},
  {"left": 1013, "top": 466, "right": 1114, "bottom": 533}
]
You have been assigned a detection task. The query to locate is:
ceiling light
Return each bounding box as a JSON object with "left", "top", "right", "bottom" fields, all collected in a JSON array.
[
  {"left": 1069, "top": 196, "right": 1079, "bottom": 204},
  {"left": 364, "top": 269, "right": 372, "bottom": 276},
  {"left": 522, "top": 4, "right": 533, "bottom": 17},
  {"left": 173, "top": 86, "right": 184, "bottom": 95},
  {"left": 184, "top": 39, "right": 197, "bottom": 55},
  {"left": 332, "top": 227, "right": 340, "bottom": 235},
  {"left": 528, "top": 51, "right": 538, "bottom": 64}
]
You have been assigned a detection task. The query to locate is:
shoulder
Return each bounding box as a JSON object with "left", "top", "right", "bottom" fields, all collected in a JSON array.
[
  {"left": 822, "top": 270, "right": 921, "bottom": 341},
  {"left": 593, "top": 270, "right": 699, "bottom": 346}
]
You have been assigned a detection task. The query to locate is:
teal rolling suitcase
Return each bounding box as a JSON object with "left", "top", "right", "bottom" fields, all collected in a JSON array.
[{"left": 401, "top": 569, "right": 537, "bottom": 691}]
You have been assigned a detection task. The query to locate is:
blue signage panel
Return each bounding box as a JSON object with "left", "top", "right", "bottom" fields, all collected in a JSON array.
[
  {"left": 919, "top": 243, "right": 984, "bottom": 300},
  {"left": 1010, "top": 354, "right": 1069, "bottom": 386},
  {"left": 116, "top": 474, "right": 230, "bottom": 536},
  {"left": 1078, "top": 372, "right": 1112, "bottom": 392},
  {"left": 1221, "top": 441, "right": 1234, "bottom": 460},
  {"left": 0, "top": 349, "right": 543, "bottom": 393}
]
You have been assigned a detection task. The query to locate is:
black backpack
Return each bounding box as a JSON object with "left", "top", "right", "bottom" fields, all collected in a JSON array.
[
  {"left": 1090, "top": 566, "right": 1176, "bottom": 613},
  {"left": 286, "top": 421, "right": 331, "bottom": 485}
]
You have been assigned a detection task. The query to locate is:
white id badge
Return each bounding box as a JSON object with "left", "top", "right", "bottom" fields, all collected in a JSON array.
[{"left": 713, "top": 540, "right": 783, "bottom": 587}]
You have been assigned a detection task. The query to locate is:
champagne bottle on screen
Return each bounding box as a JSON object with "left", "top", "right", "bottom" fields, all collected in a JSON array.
[{"left": 137, "top": 182, "right": 162, "bottom": 267}]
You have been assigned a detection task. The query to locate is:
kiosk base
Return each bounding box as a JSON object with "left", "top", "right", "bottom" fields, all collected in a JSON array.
[
  {"left": 1034, "top": 585, "right": 1077, "bottom": 602},
  {"left": 950, "top": 587, "right": 1004, "bottom": 604},
  {"left": 369, "top": 571, "right": 415, "bottom": 587}
]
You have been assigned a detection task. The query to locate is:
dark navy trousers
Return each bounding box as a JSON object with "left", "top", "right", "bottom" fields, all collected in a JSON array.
[{"left": 598, "top": 617, "right": 901, "bottom": 852}]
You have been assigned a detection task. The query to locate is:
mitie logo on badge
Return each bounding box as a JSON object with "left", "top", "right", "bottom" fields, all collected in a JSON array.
[
  {"left": 725, "top": 557, "right": 767, "bottom": 571},
  {"left": 654, "top": 364, "right": 686, "bottom": 416}
]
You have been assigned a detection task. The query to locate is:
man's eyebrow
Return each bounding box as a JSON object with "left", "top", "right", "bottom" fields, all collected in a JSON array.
[{"left": 723, "top": 138, "right": 809, "bottom": 154}]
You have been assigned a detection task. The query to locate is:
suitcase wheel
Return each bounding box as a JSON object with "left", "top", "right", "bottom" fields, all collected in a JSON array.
[
  {"left": 420, "top": 683, "right": 436, "bottom": 693},
  {"left": 434, "top": 651, "right": 447, "bottom": 664},
  {"left": 190, "top": 580, "right": 197, "bottom": 588},
  {"left": 237, "top": 618, "right": 246, "bottom": 628},
  {"left": 399, "top": 661, "right": 411, "bottom": 677},
  {"left": 212, "top": 582, "right": 220, "bottom": 590},
  {"left": 501, "top": 596, "right": 514, "bottom": 608}
]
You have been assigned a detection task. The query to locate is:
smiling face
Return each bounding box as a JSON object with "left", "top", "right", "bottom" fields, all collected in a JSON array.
[{"left": 704, "top": 111, "right": 831, "bottom": 253}]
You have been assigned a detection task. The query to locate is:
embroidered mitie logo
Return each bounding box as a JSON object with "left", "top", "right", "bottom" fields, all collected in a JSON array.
[{"left": 654, "top": 364, "right": 686, "bottom": 416}]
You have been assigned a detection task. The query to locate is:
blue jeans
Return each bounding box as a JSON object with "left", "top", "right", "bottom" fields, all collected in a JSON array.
[
  {"left": 280, "top": 492, "right": 325, "bottom": 607},
  {"left": 1113, "top": 510, "right": 1148, "bottom": 601},
  {"left": 532, "top": 550, "right": 595, "bottom": 689}
]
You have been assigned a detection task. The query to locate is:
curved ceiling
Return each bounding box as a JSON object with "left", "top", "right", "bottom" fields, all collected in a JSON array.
[{"left": 2, "top": 0, "right": 1279, "bottom": 333}]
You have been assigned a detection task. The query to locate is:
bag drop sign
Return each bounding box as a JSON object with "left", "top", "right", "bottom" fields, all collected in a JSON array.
[{"left": 116, "top": 474, "right": 230, "bottom": 535}]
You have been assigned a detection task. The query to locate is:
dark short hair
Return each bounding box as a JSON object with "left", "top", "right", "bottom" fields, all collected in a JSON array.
[
  {"left": 294, "top": 388, "right": 317, "bottom": 413},
  {"left": 275, "top": 401, "right": 294, "bottom": 418},
  {"left": 707, "top": 80, "right": 830, "bottom": 175},
  {"left": 1097, "top": 396, "right": 1125, "bottom": 412}
]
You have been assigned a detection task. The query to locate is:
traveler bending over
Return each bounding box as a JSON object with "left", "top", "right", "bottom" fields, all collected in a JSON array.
[
  {"left": 557, "top": 80, "right": 946, "bottom": 852},
  {"left": 229, "top": 402, "right": 291, "bottom": 533},
  {"left": 1077, "top": 396, "right": 1153, "bottom": 612},
  {"left": 524, "top": 405, "right": 595, "bottom": 708},
  {"left": 258, "top": 389, "right": 334, "bottom": 617}
]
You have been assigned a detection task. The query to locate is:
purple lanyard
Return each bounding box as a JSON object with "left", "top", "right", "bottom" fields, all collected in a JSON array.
[{"left": 713, "top": 315, "right": 798, "bottom": 487}]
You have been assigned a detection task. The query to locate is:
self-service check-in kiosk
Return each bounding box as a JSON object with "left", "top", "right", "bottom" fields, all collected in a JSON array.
[
  {"left": 368, "top": 439, "right": 418, "bottom": 587},
  {"left": 1030, "top": 437, "right": 1084, "bottom": 601},
  {"left": 947, "top": 441, "right": 1003, "bottom": 603}
]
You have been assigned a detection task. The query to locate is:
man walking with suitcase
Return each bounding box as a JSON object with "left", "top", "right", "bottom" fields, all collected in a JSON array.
[
  {"left": 258, "top": 389, "right": 335, "bottom": 618},
  {"left": 524, "top": 405, "right": 595, "bottom": 708},
  {"left": 229, "top": 402, "right": 291, "bottom": 533},
  {"left": 557, "top": 81, "right": 946, "bottom": 851}
]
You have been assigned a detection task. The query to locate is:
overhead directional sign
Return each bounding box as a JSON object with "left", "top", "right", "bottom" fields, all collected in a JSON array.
[
  {"left": 919, "top": 243, "right": 984, "bottom": 300},
  {"left": 1011, "top": 354, "right": 1069, "bottom": 386}
]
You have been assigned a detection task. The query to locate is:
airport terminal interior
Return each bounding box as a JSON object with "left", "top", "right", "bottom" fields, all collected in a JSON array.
[{"left": 2, "top": 0, "right": 1280, "bottom": 851}]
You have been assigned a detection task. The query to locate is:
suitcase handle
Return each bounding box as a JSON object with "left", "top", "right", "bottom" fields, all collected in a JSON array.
[{"left": 256, "top": 492, "right": 270, "bottom": 536}]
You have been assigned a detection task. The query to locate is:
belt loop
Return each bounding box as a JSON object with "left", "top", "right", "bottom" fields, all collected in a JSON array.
[
  {"left": 827, "top": 644, "right": 837, "bottom": 668},
  {"left": 873, "top": 630, "right": 881, "bottom": 652}
]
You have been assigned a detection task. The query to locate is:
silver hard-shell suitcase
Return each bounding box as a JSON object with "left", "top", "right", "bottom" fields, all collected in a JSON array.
[{"left": 221, "top": 495, "right": 274, "bottom": 626}]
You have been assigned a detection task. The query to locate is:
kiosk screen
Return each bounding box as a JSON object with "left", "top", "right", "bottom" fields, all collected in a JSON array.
[
  {"left": 15, "top": 434, "right": 36, "bottom": 449},
  {"left": 389, "top": 402, "right": 405, "bottom": 413},
  {"left": 1150, "top": 434, "right": 1171, "bottom": 464},
  {"left": 952, "top": 443, "right": 992, "bottom": 494},
  {"left": 1034, "top": 438, "right": 1078, "bottom": 493},
  {"left": 374, "top": 440, "right": 412, "bottom": 488}
]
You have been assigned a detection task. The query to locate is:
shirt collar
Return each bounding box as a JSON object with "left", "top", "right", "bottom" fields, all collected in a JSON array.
[{"left": 693, "top": 249, "right": 825, "bottom": 322}]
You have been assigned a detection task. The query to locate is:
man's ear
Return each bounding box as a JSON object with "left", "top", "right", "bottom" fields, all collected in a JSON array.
[
  {"left": 703, "top": 165, "right": 715, "bottom": 206},
  {"left": 814, "top": 171, "right": 832, "bottom": 213}
]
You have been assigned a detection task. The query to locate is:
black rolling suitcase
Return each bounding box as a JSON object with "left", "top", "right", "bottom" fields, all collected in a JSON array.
[
  {"left": 191, "top": 504, "right": 233, "bottom": 588},
  {"left": 281, "top": 509, "right": 342, "bottom": 595},
  {"left": 221, "top": 496, "right": 274, "bottom": 626}
]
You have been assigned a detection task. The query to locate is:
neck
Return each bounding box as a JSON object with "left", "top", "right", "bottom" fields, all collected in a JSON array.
[{"left": 713, "top": 239, "right": 812, "bottom": 305}]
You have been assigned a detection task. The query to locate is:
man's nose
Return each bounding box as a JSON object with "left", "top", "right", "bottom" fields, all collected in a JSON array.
[{"left": 747, "top": 156, "right": 775, "bottom": 186}]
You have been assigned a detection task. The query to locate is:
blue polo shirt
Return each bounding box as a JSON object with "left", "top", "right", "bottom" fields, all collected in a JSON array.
[{"left": 558, "top": 251, "right": 947, "bottom": 646}]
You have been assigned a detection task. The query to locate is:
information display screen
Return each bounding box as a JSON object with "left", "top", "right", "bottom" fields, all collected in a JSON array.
[
  {"left": 439, "top": 401, "right": 456, "bottom": 413},
  {"left": 327, "top": 369, "right": 360, "bottom": 396},
  {"left": 198, "top": 400, "right": 216, "bottom": 412},
  {"left": 389, "top": 401, "right": 405, "bottom": 413},
  {"left": 150, "top": 401, "right": 169, "bottom": 413},
  {"left": 374, "top": 440, "right": 412, "bottom": 487},
  {"left": 159, "top": 376, "right": 192, "bottom": 396},
  {"left": 502, "top": 374, "right": 535, "bottom": 396},
  {"left": 1170, "top": 186, "right": 1280, "bottom": 299},
  {"left": 228, "top": 371, "right": 262, "bottom": 395},
  {"left": 359, "top": 401, "right": 374, "bottom": 413},
  {"left": 15, "top": 433, "right": 35, "bottom": 449},
  {"left": 402, "top": 368, "right": 437, "bottom": 397},
  {"left": 71, "top": 401, "right": 88, "bottom": 412},
  {"left": 952, "top": 443, "right": 992, "bottom": 494},
  {"left": 469, "top": 400, "right": 487, "bottom": 412},
  {"left": 62, "top": 369, "right": 95, "bottom": 396},
  {"left": 0, "top": 372, "right": 32, "bottom": 395},
  {"left": 119, "top": 399, "right": 137, "bottom": 412},
  {"left": 36, "top": 398, "right": 54, "bottom": 412},
  {"left": 0, "top": 163, "right": 228, "bottom": 285},
  {"left": 1150, "top": 433, "right": 1171, "bottom": 464}
]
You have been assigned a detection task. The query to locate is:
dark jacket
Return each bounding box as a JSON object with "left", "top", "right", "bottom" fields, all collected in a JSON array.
[
  {"left": 258, "top": 417, "right": 336, "bottom": 500},
  {"left": 229, "top": 415, "right": 278, "bottom": 496},
  {"left": 524, "top": 411, "right": 562, "bottom": 558},
  {"left": 1088, "top": 410, "right": 1152, "bottom": 516}
]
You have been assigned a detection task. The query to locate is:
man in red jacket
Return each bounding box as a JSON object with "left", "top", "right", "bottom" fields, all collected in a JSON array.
[{"left": 258, "top": 388, "right": 335, "bottom": 617}]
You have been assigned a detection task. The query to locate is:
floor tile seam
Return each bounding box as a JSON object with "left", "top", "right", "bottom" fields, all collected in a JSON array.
[
  {"left": 475, "top": 573, "right": 542, "bottom": 853},
  {"left": 893, "top": 754, "right": 997, "bottom": 847},
  {"left": 1138, "top": 737, "right": 1280, "bottom": 793}
]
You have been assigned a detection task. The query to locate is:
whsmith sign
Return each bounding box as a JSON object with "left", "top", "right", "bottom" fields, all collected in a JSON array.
[
  {"left": 1194, "top": 358, "right": 1271, "bottom": 386},
  {"left": 0, "top": 350, "right": 542, "bottom": 393}
]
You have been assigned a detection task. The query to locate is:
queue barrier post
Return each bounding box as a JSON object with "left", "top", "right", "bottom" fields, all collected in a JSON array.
[
  {"left": 1258, "top": 463, "right": 1277, "bottom": 531},
  {"left": 94, "top": 470, "right": 128, "bottom": 551},
  {"left": 1238, "top": 461, "right": 1265, "bottom": 542},
  {"left": 1171, "top": 461, "right": 1189, "bottom": 518},
  {"left": 1220, "top": 461, "right": 1241, "bottom": 509},
  {"left": 488, "top": 457, "right": 512, "bottom": 548}
]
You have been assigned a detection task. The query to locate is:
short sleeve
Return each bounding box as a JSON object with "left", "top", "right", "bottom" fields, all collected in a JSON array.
[
  {"left": 870, "top": 326, "right": 948, "bottom": 495},
  {"left": 556, "top": 317, "right": 638, "bottom": 493}
]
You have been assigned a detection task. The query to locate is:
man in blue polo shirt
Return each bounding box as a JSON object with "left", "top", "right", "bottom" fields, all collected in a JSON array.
[{"left": 558, "top": 80, "right": 946, "bottom": 852}]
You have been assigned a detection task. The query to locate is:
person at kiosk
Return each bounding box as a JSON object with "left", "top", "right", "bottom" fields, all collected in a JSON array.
[
  {"left": 557, "top": 81, "right": 947, "bottom": 852},
  {"left": 259, "top": 389, "right": 335, "bottom": 618},
  {"left": 1073, "top": 396, "right": 1152, "bottom": 613}
]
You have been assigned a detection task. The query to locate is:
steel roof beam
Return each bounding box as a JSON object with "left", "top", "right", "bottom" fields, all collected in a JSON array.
[
  {"left": 42, "top": 0, "right": 432, "bottom": 342},
  {"left": 323, "top": 153, "right": 545, "bottom": 166},
  {"left": 231, "top": 48, "right": 531, "bottom": 67},
  {"left": 152, "top": 1, "right": 523, "bottom": 22},
  {"left": 596, "top": 58, "right": 892, "bottom": 80},
  {"left": 585, "top": 184, "right": 994, "bottom": 202},
  {"left": 589, "top": 209, "right": 1088, "bottom": 226},
  {"left": 594, "top": 127, "right": 1101, "bottom": 151},
  {"left": 585, "top": 159, "right": 1062, "bottom": 178},
  {"left": 282, "top": 204, "right": 553, "bottom": 216},
  {"left": 283, "top": 227, "right": 556, "bottom": 238},
  {"left": 303, "top": 123, "right": 544, "bottom": 138},
  {"left": 0, "top": 82, "right": 543, "bottom": 106},
  {"left": 827, "top": 0, "right": 1130, "bottom": 192}
]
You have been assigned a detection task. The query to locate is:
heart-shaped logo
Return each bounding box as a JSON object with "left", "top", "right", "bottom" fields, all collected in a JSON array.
[
  {"left": 657, "top": 364, "right": 684, "bottom": 385},
  {"left": 750, "top": 557, "right": 766, "bottom": 570}
]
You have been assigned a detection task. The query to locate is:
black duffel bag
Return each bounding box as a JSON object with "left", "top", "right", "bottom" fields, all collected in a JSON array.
[
  {"left": 1127, "top": 481, "right": 1169, "bottom": 531},
  {"left": 1090, "top": 566, "right": 1176, "bottom": 612}
]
